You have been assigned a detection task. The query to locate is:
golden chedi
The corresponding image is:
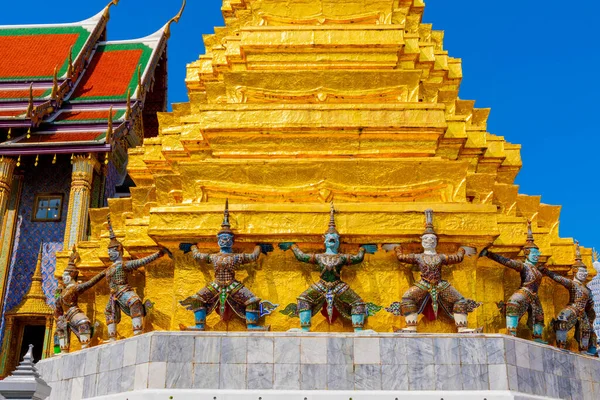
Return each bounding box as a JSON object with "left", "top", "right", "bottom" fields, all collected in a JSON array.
[{"left": 55, "top": 0, "right": 594, "bottom": 349}]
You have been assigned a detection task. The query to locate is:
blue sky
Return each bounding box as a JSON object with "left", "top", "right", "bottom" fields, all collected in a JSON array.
[{"left": 2, "top": 0, "right": 598, "bottom": 252}]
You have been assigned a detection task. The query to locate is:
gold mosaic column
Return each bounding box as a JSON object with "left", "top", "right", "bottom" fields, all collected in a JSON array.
[
  {"left": 0, "top": 157, "right": 16, "bottom": 234},
  {"left": 63, "top": 155, "right": 99, "bottom": 249}
]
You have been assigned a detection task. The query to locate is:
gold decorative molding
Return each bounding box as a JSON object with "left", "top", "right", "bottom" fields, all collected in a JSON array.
[{"left": 257, "top": 11, "right": 392, "bottom": 26}]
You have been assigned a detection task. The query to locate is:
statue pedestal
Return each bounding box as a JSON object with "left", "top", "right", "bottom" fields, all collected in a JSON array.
[{"left": 35, "top": 331, "right": 600, "bottom": 400}]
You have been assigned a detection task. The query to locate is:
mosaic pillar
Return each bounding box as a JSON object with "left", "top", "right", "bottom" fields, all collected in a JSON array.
[
  {"left": 0, "top": 317, "right": 14, "bottom": 377},
  {"left": 42, "top": 316, "right": 53, "bottom": 359},
  {"left": 63, "top": 155, "right": 99, "bottom": 249},
  {"left": 0, "top": 157, "right": 16, "bottom": 235}
]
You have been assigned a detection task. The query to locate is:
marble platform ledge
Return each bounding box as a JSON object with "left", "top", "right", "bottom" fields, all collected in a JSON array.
[
  {"left": 34, "top": 331, "right": 600, "bottom": 400},
  {"left": 85, "top": 389, "right": 562, "bottom": 400}
]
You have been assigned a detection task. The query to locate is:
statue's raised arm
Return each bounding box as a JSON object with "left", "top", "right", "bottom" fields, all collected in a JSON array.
[
  {"left": 125, "top": 249, "right": 166, "bottom": 272},
  {"left": 445, "top": 246, "right": 476, "bottom": 265},
  {"left": 178, "top": 200, "right": 276, "bottom": 331},
  {"left": 394, "top": 246, "right": 418, "bottom": 265},
  {"left": 178, "top": 243, "right": 210, "bottom": 263},
  {"left": 280, "top": 243, "right": 316, "bottom": 264},
  {"left": 541, "top": 266, "right": 573, "bottom": 289}
]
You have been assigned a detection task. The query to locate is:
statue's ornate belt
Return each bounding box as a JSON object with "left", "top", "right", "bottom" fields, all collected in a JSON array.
[{"left": 415, "top": 280, "right": 451, "bottom": 317}]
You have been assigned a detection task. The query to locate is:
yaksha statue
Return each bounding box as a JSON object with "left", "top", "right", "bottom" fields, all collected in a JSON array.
[
  {"left": 543, "top": 242, "right": 596, "bottom": 353},
  {"left": 480, "top": 221, "right": 545, "bottom": 342},
  {"left": 179, "top": 200, "right": 277, "bottom": 331},
  {"left": 386, "top": 209, "right": 480, "bottom": 333},
  {"left": 105, "top": 215, "right": 171, "bottom": 341},
  {"left": 54, "top": 246, "right": 105, "bottom": 353},
  {"left": 279, "top": 203, "right": 376, "bottom": 332}
]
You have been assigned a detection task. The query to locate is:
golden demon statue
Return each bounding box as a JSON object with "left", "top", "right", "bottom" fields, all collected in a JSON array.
[
  {"left": 480, "top": 221, "right": 546, "bottom": 342},
  {"left": 386, "top": 209, "right": 480, "bottom": 333},
  {"left": 54, "top": 246, "right": 105, "bottom": 353},
  {"left": 279, "top": 203, "right": 377, "bottom": 332},
  {"left": 179, "top": 200, "right": 277, "bottom": 331},
  {"left": 105, "top": 215, "right": 171, "bottom": 341},
  {"left": 543, "top": 242, "right": 597, "bottom": 354}
]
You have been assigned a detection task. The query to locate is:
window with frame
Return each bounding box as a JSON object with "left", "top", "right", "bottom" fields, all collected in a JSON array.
[{"left": 32, "top": 193, "right": 64, "bottom": 222}]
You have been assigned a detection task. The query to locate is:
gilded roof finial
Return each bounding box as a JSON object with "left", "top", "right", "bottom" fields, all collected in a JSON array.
[
  {"left": 164, "top": 0, "right": 186, "bottom": 39},
  {"left": 26, "top": 83, "right": 34, "bottom": 118},
  {"left": 125, "top": 88, "right": 132, "bottom": 120},
  {"left": 136, "top": 65, "right": 144, "bottom": 98},
  {"left": 106, "top": 106, "right": 114, "bottom": 142},
  {"left": 67, "top": 46, "right": 74, "bottom": 80},
  {"left": 103, "top": 0, "right": 120, "bottom": 19},
  {"left": 51, "top": 66, "right": 59, "bottom": 100}
]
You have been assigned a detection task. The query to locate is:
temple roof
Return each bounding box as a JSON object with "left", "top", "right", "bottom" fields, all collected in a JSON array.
[{"left": 0, "top": 0, "right": 184, "bottom": 163}]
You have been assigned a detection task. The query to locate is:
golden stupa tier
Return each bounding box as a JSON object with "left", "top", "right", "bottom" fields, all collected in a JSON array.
[{"left": 57, "top": 0, "right": 594, "bottom": 347}]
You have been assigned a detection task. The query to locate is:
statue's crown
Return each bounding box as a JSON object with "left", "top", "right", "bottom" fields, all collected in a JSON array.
[
  {"left": 573, "top": 241, "right": 587, "bottom": 272},
  {"left": 523, "top": 220, "right": 539, "bottom": 253},
  {"left": 423, "top": 209, "right": 436, "bottom": 236},
  {"left": 325, "top": 202, "right": 339, "bottom": 236},
  {"left": 218, "top": 199, "right": 234, "bottom": 235},
  {"left": 65, "top": 245, "right": 80, "bottom": 275},
  {"left": 107, "top": 214, "right": 123, "bottom": 249}
]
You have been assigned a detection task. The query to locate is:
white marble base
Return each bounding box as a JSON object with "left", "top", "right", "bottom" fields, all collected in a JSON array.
[
  {"left": 87, "top": 389, "right": 555, "bottom": 400},
  {"left": 35, "top": 331, "right": 600, "bottom": 400}
]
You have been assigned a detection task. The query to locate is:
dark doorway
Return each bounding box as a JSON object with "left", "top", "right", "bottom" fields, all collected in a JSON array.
[{"left": 19, "top": 325, "right": 45, "bottom": 362}]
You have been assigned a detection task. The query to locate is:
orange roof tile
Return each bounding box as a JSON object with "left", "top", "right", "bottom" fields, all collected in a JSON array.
[
  {"left": 0, "top": 110, "right": 26, "bottom": 117},
  {"left": 71, "top": 48, "right": 142, "bottom": 100},
  {"left": 55, "top": 109, "right": 121, "bottom": 122},
  {"left": 0, "top": 88, "right": 48, "bottom": 100},
  {"left": 0, "top": 32, "right": 80, "bottom": 79}
]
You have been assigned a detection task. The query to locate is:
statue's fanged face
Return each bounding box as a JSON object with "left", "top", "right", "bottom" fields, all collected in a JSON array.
[
  {"left": 62, "top": 271, "right": 72, "bottom": 285},
  {"left": 108, "top": 247, "right": 121, "bottom": 261},
  {"left": 527, "top": 248, "right": 540, "bottom": 265},
  {"left": 421, "top": 234, "right": 437, "bottom": 251},
  {"left": 217, "top": 233, "right": 234, "bottom": 251},
  {"left": 324, "top": 233, "right": 340, "bottom": 254},
  {"left": 576, "top": 267, "right": 588, "bottom": 282}
]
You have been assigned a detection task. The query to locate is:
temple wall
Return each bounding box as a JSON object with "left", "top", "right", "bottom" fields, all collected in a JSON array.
[{"left": 0, "top": 159, "right": 71, "bottom": 347}]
